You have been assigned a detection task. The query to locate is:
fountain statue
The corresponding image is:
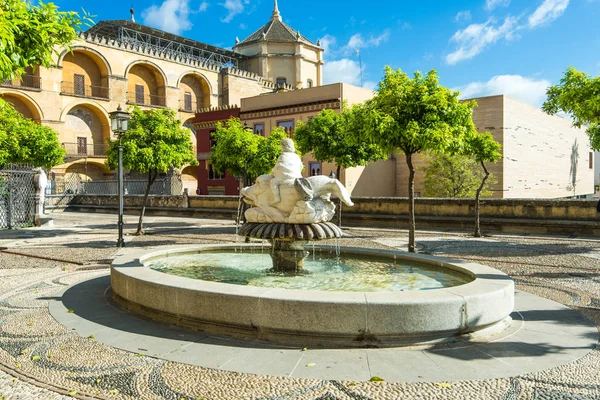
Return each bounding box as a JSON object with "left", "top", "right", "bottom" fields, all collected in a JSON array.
[{"left": 238, "top": 138, "right": 354, "bottom": 272}]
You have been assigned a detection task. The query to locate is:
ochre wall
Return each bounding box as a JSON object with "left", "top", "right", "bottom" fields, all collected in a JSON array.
[{"left": 62, "top": 51, "right": 104, "bottom": 89}]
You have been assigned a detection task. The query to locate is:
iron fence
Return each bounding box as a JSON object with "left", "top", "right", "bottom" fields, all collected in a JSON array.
[
  {"left": 61, "top": 142, "right": 109, "bottom": 157},
  {"left": 1, "top": 75, "right": 41, "bottom": 90},
  {"left": 83, "top": 174, "right": 183, "bottom": 195},
  {"left": 61, "top": 81, "right": 110, "bottom": 99},
  {"left": 126, "top": 92, "right": 166, "bottom": 107},
  {"left": 0, "top": 164, "right": 36, "bottom": 229},
  {"left": 47, "top": 172, "right": 183, "bottom": 198}
]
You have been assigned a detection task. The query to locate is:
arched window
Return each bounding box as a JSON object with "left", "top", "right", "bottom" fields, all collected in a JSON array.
[
  {"left": 306, "top": 79, "right": 313, "bottom": 88},
  {"left": 276, "top": 77, "right": 287, "bottom": 87}
]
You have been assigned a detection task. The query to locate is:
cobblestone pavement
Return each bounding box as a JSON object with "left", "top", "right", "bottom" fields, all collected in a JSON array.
[{"left": 0, "top": 212, "right": 599, "bottom": 399}]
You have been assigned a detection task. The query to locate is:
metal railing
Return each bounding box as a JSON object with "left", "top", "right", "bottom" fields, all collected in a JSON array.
[
  {"left": 82, "top": 175, "right": 183, "bottom": 195},
  {"left": 178, "top": 99, "right": 198, "bottom": 113},
  {"left": 61, "top": 81, "right": 109, "bottom": 99},
  {"left": 0, "top": 164, "right": 36, "bottom": 229},
  {"left": 127, "top": 92, "right": 166, "bottom": 107},
  {"left": 62, "top": 142, "right": 109, "bottom": 157},
  {"left": 1, "top": 75, "right": 41, "bottom": 90}
]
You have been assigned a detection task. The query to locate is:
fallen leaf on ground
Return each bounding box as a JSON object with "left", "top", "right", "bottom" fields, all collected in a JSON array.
[
  {"left": 31, "top": 356, "right": 40, "bottom": 361},
  {"left": 370, "top": 376, "right": 384, "bottom": 382},
  {"left": 68, "top": 390, "right": 77, "bottom": 397},
  {"left": 306, "top": 363, "right": 315, "bottom": 367},
  {"left": 436, "top": 382, "right": 451, "bottom": 388},
  {"left": 67, "top": 309, "right": 75, "bottom": 313}
]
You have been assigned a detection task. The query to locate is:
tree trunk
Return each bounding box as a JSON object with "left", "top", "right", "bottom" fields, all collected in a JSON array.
[
  {"left": 406, "top": 154, "right": 416, "bottom": 253},
  {"left": 136, "top": 170, "right": 158, "bottom": 236},
  {"left": 474, "top": 161, "right": 489, "bottom": 238}
]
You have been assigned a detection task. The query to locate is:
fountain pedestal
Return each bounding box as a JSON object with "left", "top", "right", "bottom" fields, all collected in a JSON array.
[
  {"left": 270, "top": 240, "right": 308, "bottom": 272},
  {"left": 238, "top": 222, "right": 343, "bottom": 273}
]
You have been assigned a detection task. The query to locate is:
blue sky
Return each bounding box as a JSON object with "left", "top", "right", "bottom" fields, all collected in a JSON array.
[{"left": 55, "top": 0, "right": 598, "bottom": 107}]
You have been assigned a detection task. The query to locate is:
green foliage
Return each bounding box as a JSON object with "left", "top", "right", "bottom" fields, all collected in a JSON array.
[
  {"left": 0, "top": 99, "right": 64, "bottom": 168},
  {"left": 211, "top": 118, "right": 286, "bottom": 181},
  {"left": 106, "top": 107, "right": 197, "bottom": 174},
  {"left": 294, "top": 108, "right": 386, "bottom": 173},
  {"left": 422, "top": 152, "right": 496, "bottom": 198},
  {"left": 0, "top": 0, "right": 92, "bottom": 80},
  {"left": 361, "top": 66, "right": 479, "bottom": 251},
  {"left": 543, "top": 66, "right": 600, "bottom": 150},
  {"left": 463, "top": 130, "right": 502, "bottom": 163},
  {"left": 364, "top": 66, "right": 478, "bottom": 156}
]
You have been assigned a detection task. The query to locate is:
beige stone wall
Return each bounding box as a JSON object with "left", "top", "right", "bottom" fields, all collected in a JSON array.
[
  {"left": 348, "top": 160, "right": 396, "bottom": 197},
  {"left": 394, "top": 152, "right": 428, "bottom": 197},
  {"left": 267, "top": 57, "right": 296, "bottom": 86},
  {"left": 502, "top": 96, "right": 594, "bottom": 198},
  {"left": 236, "top": 40, "right": 322, "bottom": 89},
  {"left": 469, "top": 95, "right": 505, "bottom": 197},
  {"left": 222, "top": 73, "right": 274, "bottom": 107}
]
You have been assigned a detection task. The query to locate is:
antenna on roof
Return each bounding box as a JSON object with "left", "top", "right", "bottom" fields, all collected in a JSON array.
[{"left": 130, "top": 5, "right": 135, "bottom": 23}]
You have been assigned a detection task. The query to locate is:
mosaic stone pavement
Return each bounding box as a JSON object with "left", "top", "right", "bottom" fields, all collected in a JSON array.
[{"left": 0, "top": 213, "right": 599, "bottom": 399}]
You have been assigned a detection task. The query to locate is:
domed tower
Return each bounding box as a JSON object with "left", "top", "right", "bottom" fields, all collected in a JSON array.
[{"left": 233, "top": 0, "right": 323, "bottom": 89}]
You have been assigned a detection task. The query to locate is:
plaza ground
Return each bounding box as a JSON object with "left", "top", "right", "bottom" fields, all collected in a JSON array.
[{"left": 0, "top": 211, "right": 599, "bottom": 399}]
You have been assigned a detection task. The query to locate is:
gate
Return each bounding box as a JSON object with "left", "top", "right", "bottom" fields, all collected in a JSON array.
[{"left": 0, "top": 164, "right": 36, "bottom": 229}]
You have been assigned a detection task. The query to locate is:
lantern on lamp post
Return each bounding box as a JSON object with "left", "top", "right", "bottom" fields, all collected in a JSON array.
[{"left": 109, "top": 105, "right": 130, "bottom": 248}]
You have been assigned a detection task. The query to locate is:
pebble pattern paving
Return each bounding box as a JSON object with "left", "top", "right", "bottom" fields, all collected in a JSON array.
[{"left": 0, "top": 212, "right": 598, "bottom": 399}]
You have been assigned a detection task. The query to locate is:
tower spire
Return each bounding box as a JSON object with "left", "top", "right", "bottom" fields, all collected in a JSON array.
[{"left": 271, "top": 0, "right": 281, "bottom": 21}]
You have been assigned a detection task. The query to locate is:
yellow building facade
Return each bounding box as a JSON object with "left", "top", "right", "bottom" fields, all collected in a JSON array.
[{"left": 0, "top": 2, "right": 321, "bottom": 191}]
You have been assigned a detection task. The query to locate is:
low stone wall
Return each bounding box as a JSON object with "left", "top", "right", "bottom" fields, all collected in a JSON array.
[
  {"left": 65, "top": 195, "right": 600, "bottom": 236},
  {"left": 69, "top": 194, "right": 188, "bottom": 209}
]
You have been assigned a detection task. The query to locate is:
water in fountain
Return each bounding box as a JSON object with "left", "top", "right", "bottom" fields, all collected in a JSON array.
[{"left": 147, "top": 250, "right": 473, "bottom": 292}]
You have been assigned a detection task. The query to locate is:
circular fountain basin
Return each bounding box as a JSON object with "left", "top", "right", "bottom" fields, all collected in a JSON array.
[{"left": 111, "top": 245, "right": 514, "bottom": 347}]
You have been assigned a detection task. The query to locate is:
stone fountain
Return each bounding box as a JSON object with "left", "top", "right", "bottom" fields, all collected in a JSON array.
[{"left": 238, "top": 138, "right": 354, "bottom": 272}]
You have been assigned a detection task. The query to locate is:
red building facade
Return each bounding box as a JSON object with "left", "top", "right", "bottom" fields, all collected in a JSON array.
[{"left": 191, "top": 106, "right": 241, "bottom": 195}]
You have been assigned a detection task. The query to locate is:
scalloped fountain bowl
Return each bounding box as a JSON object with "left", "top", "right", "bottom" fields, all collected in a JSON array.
[{"left": 111, "top": 244, "right": 514, "bottom": 347}]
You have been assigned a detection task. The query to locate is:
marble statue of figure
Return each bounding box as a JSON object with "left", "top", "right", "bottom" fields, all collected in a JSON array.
[
  {"left": 241, "top": 138, "right": 354, "bottom": 224},
  {"left": 269, "top": 138, "right": 303, "bottom": 204},
  {"left": 34, "top": 168, "right": 48, "bottom": 214}
]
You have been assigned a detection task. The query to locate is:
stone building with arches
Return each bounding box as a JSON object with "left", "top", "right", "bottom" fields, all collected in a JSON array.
[{"left": 0, "top": 0, "right": 323, "bottom": 193}]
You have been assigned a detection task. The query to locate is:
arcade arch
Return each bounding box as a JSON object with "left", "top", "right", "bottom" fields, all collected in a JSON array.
[
  {"left": 62, "top": 103, "right": 111, "bottom": 157},
  {"left": 178, "top": 73, "right": 211, "bottom": 111},
  {"left": 126, "top": 62, "right": 167, "bottom": 107},
  {"left": 61, "top": 49, "right": 111, "bottom": 99},
  {"left": 0, "top": 92, "right": 42, "bottom": 121}
]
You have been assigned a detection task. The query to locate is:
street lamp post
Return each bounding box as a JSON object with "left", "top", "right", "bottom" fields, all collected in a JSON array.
[{"left": 109, "top": 105, "right": 131, "bottom": 248}]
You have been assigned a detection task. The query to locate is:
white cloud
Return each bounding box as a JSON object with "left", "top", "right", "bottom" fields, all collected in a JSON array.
[
  {"left": 445, "top": 17, "right": 518, "bottom": 65},
  {"left": 445, "top": 0, "right": 569, "bottom": 64},
  {"left": 346, "top": 31, "right": 390, "bottom": 50},
  {"left": 455, "top": 10, "right": 472, "bottom": 23},
  {"left": 363, "top": 81, "right": 377, "bottom": 90},
  {"left": 142, "top": 0, "right": 192, "bottom": 35},
  {"left": 485, "top": 0, "right": 510, "bottom": 10},
  {"left": 319, "top": 34, "right": 337, "bottom": 54},
  {"left": 198, "top": 1, "right": 209, "bottom": 12},
  {"left": 528, "top": 0, "right": 569, "bottom": 28},
  {"left": 220, "top": 0, "right": 244, "bottom": 23},
  {"left": 323, "top": 59, "right": 363, "bottom": 86},
  {"left": 401, "top": 22, "right": 412, "bottom": 30},
  {"left": 457, "top": 74, "right": 551, "bottom": 107}
]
